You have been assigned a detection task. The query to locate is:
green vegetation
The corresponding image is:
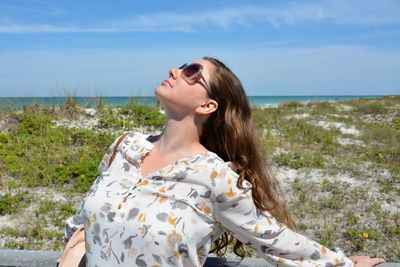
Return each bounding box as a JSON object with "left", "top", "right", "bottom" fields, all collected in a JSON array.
[
  {"left": 253, "top": 96, "right": 400, "bottom": 260},
  {"left": 0, "top": 192, "right": 31, "bottom": 215},
  {"left": 61, "top": 94, "right": 82, "bottom": 118},
  {"left": 0, "top": 106, "right": 114, "bottom": 191},
  {"left": 0, "top": 99, "right": 166, "bottom": 251},
  {"left": 274, "top": 151, "right": 324, "bottom": 169},
  {"left": 98, "top": 100, "right": 165, "bottom": 130},
  {"left": 0, "top": 96, "right": 399, "bottom": 260}
]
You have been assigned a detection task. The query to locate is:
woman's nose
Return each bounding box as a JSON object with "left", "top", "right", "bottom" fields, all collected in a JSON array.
[{"left": 169, "top": 68, "right": 178, "bottom": 79}]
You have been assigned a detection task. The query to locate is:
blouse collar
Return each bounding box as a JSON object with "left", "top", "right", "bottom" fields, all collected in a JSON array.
[{"left": 119, "top": 131, "right": 227, "bottom": 170}]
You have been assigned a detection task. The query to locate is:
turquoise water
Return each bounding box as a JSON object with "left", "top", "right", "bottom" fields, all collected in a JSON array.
[
  {"left": 0, "top": 95, "right": 388, "bottom": 108},
  {"left": 247, "top": 95, "right": 386, "bottom": 106}
]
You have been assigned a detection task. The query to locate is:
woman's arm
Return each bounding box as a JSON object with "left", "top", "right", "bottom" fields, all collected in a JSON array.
[
  {"left": 214, "top": 166, "right": 354, "bottom": 267},
  {"left": 350, "top": 256, "right": 386, "bottom": 267}
]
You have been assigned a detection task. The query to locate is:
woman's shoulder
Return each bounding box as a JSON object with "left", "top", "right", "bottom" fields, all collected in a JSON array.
[
  {"left": 203, "top": 152, "right": 252, "bottom": 190},
  {"left": 126, "top": 130, "right": 163, "bottom": 144},
  {"left": 113, "top": 130, "right": 153, "bottom": 145},
  {"left": 125, "top": 130, "right": 150, "bottom": 139},
  {"left": 117, "top": 130, "right": 154, "bottom": 154},
  {"left": 201, "top": 151, "right": 232, "bottom": 173},
  {"left": 104, "top": 130, "right": 153, "bottom": 158}
]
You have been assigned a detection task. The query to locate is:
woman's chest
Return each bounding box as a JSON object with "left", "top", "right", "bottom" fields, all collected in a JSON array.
[
  {"left": 83, "top": 162, "right": 217, "bottom": 225},
  {"left": 82, "top": 172, "right": 219, "bottom": 252}
]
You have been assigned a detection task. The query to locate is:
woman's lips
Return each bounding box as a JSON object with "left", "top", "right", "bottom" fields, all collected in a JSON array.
[{"left": 163, "top": 80, "right": 172, "bottom": 87}]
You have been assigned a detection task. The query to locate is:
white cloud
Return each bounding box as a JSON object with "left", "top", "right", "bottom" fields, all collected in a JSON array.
[
  {"left": 1, "top": 0, "right": 399, "bottom": 33},
  {"left": 0, "top": 24, "right": 116, "bottom": 33}
]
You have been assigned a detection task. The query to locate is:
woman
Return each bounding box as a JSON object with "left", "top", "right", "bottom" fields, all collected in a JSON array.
[{"left": 66, "top": 57, "right": 385, "bottom": 267}]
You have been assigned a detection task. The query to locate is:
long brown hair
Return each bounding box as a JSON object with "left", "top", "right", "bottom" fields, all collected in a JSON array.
[{"left": 200, "top": 57, "right": 295, "bottom": 259}]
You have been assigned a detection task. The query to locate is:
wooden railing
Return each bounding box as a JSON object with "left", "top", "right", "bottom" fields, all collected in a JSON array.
[
  {"left": 0, "top": 249, "right": 270, "bottom": 267},
  {"left": 1, "top": 249, "right": 398, "bottom": 267}
]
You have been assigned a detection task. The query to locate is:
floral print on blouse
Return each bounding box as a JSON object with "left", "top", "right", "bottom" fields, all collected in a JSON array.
[{"left": 65, "top": 131, "right": 354, "bottom": 267}]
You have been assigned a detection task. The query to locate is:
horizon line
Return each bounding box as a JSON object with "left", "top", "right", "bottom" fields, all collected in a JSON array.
[{"left": 0, "top": 94, "right": 396, "bottom": 98}]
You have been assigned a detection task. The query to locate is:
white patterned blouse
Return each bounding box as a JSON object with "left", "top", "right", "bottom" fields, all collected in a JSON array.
[{"left": 65, "top": 131, "right": 353, "bottom": 267}]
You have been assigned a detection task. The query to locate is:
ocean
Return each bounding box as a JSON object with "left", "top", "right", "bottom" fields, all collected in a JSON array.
[{"left": 0, "top": 95, "right": 388, "bottom": 108}]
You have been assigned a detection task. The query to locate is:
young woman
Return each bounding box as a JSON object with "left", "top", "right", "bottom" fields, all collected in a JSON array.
[{"left": 66, "top": 57, "right": 385, "bottom": 267}]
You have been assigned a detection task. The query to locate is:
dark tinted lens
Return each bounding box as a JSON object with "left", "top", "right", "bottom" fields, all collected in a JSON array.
[{"left": 182, "top": 64, "right": 201, "bottom": 78}]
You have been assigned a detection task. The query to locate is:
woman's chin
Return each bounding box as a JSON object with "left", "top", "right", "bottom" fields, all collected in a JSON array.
[
  {"left": 154, "top": 86, "right": 165, "bottom": 98},
  {"left": 154, "top": 83, "right": 169, "bottom": 94},
  {"left": 154, "top": 87, "right": 171, "bottom": 104}
]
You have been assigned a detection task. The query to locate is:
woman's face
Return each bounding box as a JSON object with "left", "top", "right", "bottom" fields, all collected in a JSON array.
[{"left": 155, "top": 59, "right": 214, "bottom": 114}]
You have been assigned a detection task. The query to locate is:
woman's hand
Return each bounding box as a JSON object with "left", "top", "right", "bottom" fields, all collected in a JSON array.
[{"left": 350, "top": 256, "right": 386, "bottom": 267}]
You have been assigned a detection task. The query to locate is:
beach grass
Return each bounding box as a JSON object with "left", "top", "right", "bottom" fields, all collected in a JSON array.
[{"left": 0, "top": 95, "right": 399, "bottom": 260}]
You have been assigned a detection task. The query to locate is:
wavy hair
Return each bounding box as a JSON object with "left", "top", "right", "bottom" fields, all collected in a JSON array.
[{"left": 200, "top": 57, "right": 295, "bottom": 259}]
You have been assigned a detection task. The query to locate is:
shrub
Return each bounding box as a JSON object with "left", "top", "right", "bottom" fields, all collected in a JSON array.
[
  {"left": 61, "top": 95, "right": 81, "bottom": 118},
  {"left": 392, "top": 116, "right": 400, "bottom": 130},
  {"left": 309, "top": 101, "right": 338, "bottom": 115},
  {"left": 16, "top": 107, "right": 54, "bottom": 135},
  {"left": 0, "top": 193, "right": 30, "bottom": 215},
  {"left": 119, "top": 101, "right": 165, "bottom": 127},
  {"left": 354, "top": 102, "right": 388, "bottom": 115},
  {"left": 279, "top": 101, "right": 304, "bottom": 109},
  {"left": 274, "top": 151, "right": 324, "bottom": 169},
  {"left": 0, "top": 108, "right": 114, "bottom": 189}
]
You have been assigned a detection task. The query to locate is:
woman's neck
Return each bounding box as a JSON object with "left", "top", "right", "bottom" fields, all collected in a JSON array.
[{"left": 154, "top": 117, "right": 206, "bottom": 156}]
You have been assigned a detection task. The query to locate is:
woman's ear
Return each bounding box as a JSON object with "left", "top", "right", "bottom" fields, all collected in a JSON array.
[{"left": 196, "top": 99, "right": 218, "bottom": 115}]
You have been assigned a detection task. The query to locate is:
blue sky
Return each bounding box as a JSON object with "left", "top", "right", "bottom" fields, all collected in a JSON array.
[{"left": 0, "top": 0, "right": 399, "bottom": 97}]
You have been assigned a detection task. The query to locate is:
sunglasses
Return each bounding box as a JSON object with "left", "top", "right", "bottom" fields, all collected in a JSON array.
[{"left": 178, "top": 63, "right": 214, "bottom": 98}]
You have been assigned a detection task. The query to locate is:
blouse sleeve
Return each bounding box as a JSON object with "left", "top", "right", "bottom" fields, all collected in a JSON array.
[
  {"left": 213, "top": 165, "right": 354, "bottom": 267},
  {"left": 64, "top": 132, "right": 128, "bottom": 241}
]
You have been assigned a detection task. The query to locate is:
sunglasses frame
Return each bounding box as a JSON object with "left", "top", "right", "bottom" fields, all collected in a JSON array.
[{"left": 179, "top": 63, "right": 214, "bottom": 99}]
